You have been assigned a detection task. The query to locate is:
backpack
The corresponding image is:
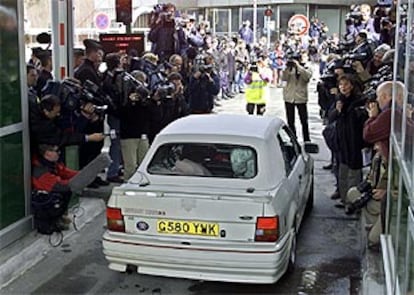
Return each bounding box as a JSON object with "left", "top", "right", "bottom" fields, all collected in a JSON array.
[
  {"left": 322, "top": 121, "right": 339, "bottom": 152},
  {"left": 31, "top": 191, "right": 68, "bottom": 235}
]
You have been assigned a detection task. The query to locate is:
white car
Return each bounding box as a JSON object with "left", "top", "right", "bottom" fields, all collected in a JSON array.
[{"left": 103, "top": 114, "right": 317, "bottom": 284}]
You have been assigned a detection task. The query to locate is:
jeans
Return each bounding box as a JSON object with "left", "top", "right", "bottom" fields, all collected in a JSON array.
[
  {"left": 284, "top": 102, "right": 310, "bottom": 142},
  {"left": 107, "top": 115, "right": 121, "bottom": 178},
  {"left": 234, "top": 69, "right": 245, "bottom": 91}
]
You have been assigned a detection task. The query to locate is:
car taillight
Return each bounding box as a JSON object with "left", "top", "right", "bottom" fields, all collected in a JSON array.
[
  {"left": 106, "top": 207, "right": 125, "bottom": 232},
  {"left": 255, "top": 216, "right": 279, "bottom": 242}
]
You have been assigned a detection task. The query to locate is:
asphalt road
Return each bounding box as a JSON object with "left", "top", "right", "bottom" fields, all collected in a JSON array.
[{"left": 3, "top": 75, "right": 363, "bottom": 295}]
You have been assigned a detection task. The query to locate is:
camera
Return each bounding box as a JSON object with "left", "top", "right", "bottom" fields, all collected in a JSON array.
[
  {"left": 346, "top": 180, "right": 373, "bottom": 214},
  {"left": 285, "top": 49, "right": 301, "bottom": 68},
  {"left": 43, "top": 78, "right": 114, "bottom": 115},
  {"left": 193, "top": 54, "right": 213, "bottom": 76},
  {"left": 154, "top": 82, "right": 176, "bottom": 100},
  {"left": 120, "top": 72, "right": 151, "bottom": 105}
]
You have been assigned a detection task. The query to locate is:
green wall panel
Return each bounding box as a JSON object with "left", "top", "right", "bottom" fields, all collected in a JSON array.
[
  {"left": 0, "top": 0, "right": 22, "bottom": 127},
  {"left": 0, "top": 132, "right": 25, "bottom": 230}
]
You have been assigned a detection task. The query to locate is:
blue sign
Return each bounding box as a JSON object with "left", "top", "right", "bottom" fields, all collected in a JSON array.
[{"left": 95, "top": 13, "right": 110, "bottom": 30}]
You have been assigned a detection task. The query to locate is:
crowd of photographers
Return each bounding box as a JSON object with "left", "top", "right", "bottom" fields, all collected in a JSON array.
[
  {"left": 315, "top": 0, "right": 411, "bottom": 250},
  {"left": 25, "top": 0, "right": 411, "bottom": 243}
]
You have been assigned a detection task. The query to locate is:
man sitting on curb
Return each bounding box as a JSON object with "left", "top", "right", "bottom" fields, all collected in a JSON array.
[
  {"left": 31, "top": 144, "right": 111, "bottom": 234},
  {"left": 32, "top": 144, "right": 77, "bottom": 232}
]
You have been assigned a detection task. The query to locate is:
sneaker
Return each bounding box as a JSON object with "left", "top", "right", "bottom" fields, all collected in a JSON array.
[
  {"left": 61, "top": 215, "right": 72, "bottom": 224},
  {"left": 365, "top": 224, "right": 374, "bottom": 231},
  {"left": 56, "top": 220, "right": 70, "bottom": 231},
  {"left": 95, "top": 177, "right": 109, "bottom": 186},
  {"left": 323, "top": 164, "right": 333, "bottom": 170},
  {"left": 334, "top": 200, "right": 345, "bottom": 208},
  {"left": 107, "top": 176, "right": 124, "bottom": 183},
  {"left": 87, "top": 180, "right": 100, "bottom": 189},
  {"left": 330, "top": 191, "right": 340, "bottom": 200}
]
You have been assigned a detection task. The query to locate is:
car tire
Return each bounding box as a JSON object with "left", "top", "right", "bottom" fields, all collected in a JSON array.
[
  {"left": 287, "top": 229, "right": 297, "bottom": 274},
  {"left": 305, "top": 178, "right": 314, "bottom": 215}
]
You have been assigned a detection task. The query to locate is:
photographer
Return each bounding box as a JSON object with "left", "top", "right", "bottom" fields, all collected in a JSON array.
[
  {"left": 148, "top": 3, "right": 186, "bottom": 62},
  {"left": 148, "top": 75, "right": 187, "bottom": 141},
  {"left": 74, "top": 39, "right": 108, "bottom": 187},
  {"left": 102, "top": 53, "right": 124, "bottom": 183},
  {"left": 29, "top": 94, "right": 104, "bottom": 150},
  {"left": 118, "top": 71, "right": 161, "bottom": 180},
  {"left": 160, "top": 72, "right": 189, "bottom": 127},
  {"left": 352, "top": 43, "right": 391, "bottom": 83},
  {"left": 188, "top": 54, "right": 220, "bottom": 114},
  {"left": 281, "top": 52, "right": 313, "bottom": 142},
  {"left": 345, "top": 143, "right": 388, "bottom": 249}
]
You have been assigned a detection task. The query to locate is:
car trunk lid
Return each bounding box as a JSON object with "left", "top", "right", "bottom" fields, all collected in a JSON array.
[{"left": 115, "top": 187, "right": 269, "bottom": 242}]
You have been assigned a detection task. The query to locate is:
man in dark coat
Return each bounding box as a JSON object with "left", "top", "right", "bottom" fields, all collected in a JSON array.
[
  {"left": 74, "top": 39, "right": 108, "bottom": 187},
  {"left": 29, "top": 94, "right": 104, "bottom": 150},
  {"left": 188, "top": 54, "right": 220, "bottom": 113},
  {"left": 148, "top": 3, "right": 187, "bottom": 62}
]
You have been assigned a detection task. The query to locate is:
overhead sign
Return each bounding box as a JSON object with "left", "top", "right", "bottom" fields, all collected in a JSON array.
[
  {"left": 288, "top": 14, "right": 310, "bottom": 36},
  {"left": 95, "top": 13, "right": 110, "bottom": 30},
  {"left": 99, "top": 34, "right": 145, "bottom": 55}
]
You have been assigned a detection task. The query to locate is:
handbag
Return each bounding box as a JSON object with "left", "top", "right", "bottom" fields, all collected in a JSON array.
[{"left": 322, "top": 121, "right": 339, "bottom": 152}]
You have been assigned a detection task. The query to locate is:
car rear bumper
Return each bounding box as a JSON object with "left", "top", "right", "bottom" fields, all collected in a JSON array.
[{"left": 102, "top": 231, "right": 292, "bottom": 284}]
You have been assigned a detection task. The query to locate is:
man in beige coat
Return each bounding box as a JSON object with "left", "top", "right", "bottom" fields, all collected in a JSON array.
[{"left": 282, "top": 57, "right": 313, "bottom": 142}]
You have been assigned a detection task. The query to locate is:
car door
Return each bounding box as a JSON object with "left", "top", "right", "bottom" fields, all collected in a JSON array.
[{"left": 277, "top": 126, "right": 306, "bottom": 215}]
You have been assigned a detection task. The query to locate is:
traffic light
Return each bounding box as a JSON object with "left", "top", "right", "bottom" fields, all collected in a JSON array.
[{"left": 116, "top": 0, "right": 132, "bottom": 25}]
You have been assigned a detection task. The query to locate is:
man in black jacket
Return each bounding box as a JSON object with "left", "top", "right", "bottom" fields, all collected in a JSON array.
[
  {"left": 74, "top": 39, "right": 107, "bottom": 187},
  {"left": 29, "top": 94, "right": 104, "bottom": 150},
  {"left": 148, "top": 3, "right": 186, "bottom": 62}
]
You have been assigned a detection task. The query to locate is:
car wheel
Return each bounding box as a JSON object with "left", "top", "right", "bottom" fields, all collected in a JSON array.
[
  {"left": 305, "top": 178, "right": 314, "bottom": 214},
  {"left": 287, "top": 229, "right": 297, "bottom": 273}
]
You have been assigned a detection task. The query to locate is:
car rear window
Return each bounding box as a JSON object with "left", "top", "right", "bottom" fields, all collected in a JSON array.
[{"left": 147, "top": 143, "right": 257, "bottom": 178}]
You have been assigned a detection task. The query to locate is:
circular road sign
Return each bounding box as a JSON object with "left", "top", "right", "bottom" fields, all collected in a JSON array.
[
  {"left": 95, "top": 13, "right": 110, "bottom": 30},
  {"left": 288, "top": 14, "right": 310, "bottom": 36}
]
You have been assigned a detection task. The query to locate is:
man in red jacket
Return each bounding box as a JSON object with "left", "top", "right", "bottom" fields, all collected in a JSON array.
[
  {"left": 32, "top": 144, "right": 78, "bottom": 231},
  {"left": 363, "top": 81, "right": 405, "bottom": 160}
]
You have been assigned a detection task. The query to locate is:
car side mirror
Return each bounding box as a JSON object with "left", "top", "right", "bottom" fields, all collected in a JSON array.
[{"left": 304, "top": 142, "right": 319, "bottom": 154}]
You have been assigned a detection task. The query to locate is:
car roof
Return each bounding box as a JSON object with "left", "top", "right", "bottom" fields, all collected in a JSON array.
[{"left": 160, "top": 114, "right": 285, "bottom": 139}]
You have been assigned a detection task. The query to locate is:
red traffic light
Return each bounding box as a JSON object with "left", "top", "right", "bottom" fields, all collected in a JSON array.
[{"left": 116, "top": 0, "right": 132, "bottom": 25}]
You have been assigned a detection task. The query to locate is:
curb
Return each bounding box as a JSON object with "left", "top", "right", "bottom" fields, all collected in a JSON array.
[{"left": 0, "top": 198, "right": 106, "bottom": 289}]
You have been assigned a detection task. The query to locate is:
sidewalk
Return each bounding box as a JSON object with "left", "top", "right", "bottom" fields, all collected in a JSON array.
[{"left": 0, "top": 188, "right": 111, "bottom": 289}]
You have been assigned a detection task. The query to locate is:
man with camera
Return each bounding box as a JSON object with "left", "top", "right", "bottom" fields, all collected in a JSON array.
[
  {"left": 344, "top": 81, "right": 404, "bottom": 249},
  {"left": 188, "top": 54, "right": 220, "bottom": 114},
  {"left": 148, "top": 3, "right": 186, "bottom": 63},
  {"left": 29, "top": 94, "right": 104, "bottom": 151},
  {"left": 74, "top": 39, "right": 108, "bottom": 187},
  {"left": 345, "top": 143, "right": 387, "bottom": 249},
  {"left": 281, "top": 52, "right": 313, "bottom": 142}
]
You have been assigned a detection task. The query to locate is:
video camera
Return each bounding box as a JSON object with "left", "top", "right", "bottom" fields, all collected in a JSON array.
[
  {"left": 150, "top": 3, "right": 175, "bottom": 28},
  {"left": 345, "top": 5, "right": 363, "bottom": 26},
  {"left": 44, "top": 78, "right": 114, "bottom": 115}
]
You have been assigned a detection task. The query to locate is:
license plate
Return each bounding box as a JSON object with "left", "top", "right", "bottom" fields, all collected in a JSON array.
[{"left": 157, "top": 219, "right": 219, "bottom": 237}]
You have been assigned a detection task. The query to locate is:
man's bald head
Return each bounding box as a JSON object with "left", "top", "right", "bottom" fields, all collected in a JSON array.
[{"left": 376, "top": 81, "right": 405, "bottom": 110}]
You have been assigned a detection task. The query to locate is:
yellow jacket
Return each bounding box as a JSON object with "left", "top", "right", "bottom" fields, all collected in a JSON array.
[{"left": 245, "top": 72, "right": 267, "bottom": 104}]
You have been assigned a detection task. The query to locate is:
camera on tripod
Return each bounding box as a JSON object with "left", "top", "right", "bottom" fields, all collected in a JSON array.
[{"left": 346, "top": 180, "right": 373, "bottom": 214}]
